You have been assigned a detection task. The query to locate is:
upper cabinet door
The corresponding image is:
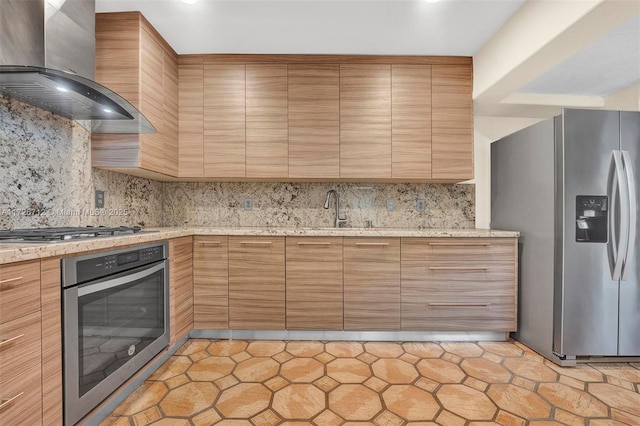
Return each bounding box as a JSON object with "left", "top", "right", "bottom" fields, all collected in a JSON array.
[
  {"left": 246, "top": 64, "right": 289, "bottom": 178},
  {"left": 431, "top": 65, "right": 474, "bottom": 181},
  {"left": 204, "top": 64, "right": 246, "bottom": 178},
  {"left": 391, "top": 65, "right": 432, "bottom": 180},
  {"left": 178, "top": 63, "right": 204, "bottom": 177},
  {"left": 340, "top": 64, "right": 392, "bottom": 179},
  {"left": 163, "top": 52, "right": 179, "bottom": 177},
  {"left": 288, "top": 64, "right": 340, "bottom": 179}
]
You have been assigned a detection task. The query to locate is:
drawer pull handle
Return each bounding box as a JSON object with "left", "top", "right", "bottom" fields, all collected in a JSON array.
[
  {"left": 0, "top": 276, "right": 23, "bottom": 286},
  {"left": 355, "top": 243, "right": 390, "bottom": 247},
  {"left": 429, "top": 267, "right": 489, "bottom": 271},
  {"left": 0, "top": 334, "right": 25, "bottom": 350},
  {"left": 239, "top": 241, "right": 273, "bottom": 246},
  {"left": 0, "top": 392, "right": 23, "bottom": 412},
  {"left": 297, "top": 242, "right": 332, "bottom": 246},
  {"left": 428, "top": 303, "right": 491, "bottom": 307},
  {"left": 428, "top": 243, "right": 491, "bottom": 247},
  {"left": 199, "top": 241, "right": 221, "bottom": 246}
]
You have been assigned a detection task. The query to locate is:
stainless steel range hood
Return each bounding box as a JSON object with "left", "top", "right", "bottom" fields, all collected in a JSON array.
[{"left": 0, "top": 0, "right": 155, "bottom": 134}]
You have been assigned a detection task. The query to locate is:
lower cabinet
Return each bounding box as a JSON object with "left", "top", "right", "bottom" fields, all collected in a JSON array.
[
  {"left": 401, "top": 238, "right": 517, "bottom": 331},
  {"left": 169, "top": 237, "right": 194, "bottom": 345},
  {"left": 193, "top": 236, "right": 229, "bottom": 329},
  {"left": 343, "top": 237, "right": 401, "bottom": 330},
  {"left": 228, "top": 236, "right": 286, "bottom": 329},
  {"left": 286, "top": 237, "right": 343, "bottom": 330}
]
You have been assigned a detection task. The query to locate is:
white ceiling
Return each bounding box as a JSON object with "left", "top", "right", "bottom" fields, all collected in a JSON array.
[{"left": 95, "top": 0, "right": 526, "bottom": 56}]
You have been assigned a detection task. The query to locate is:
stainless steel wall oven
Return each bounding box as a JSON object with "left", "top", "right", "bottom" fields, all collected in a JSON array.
[{"left": 62, "top": 242, "right": 169, "bottom": 425}]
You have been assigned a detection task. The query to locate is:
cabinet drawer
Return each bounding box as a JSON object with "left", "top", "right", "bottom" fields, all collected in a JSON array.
[
  {"left": 402, "top": 298, "right": 516, "bottom": 331},
  {"left": 0, "top": 260, "right": 41, "bottom": 324},
  {"left": 402, "top": 238, "right": 515, "bottom": 263},
  {"left": 403, "top": 260, "right": 515, "bottom": 283},
  {"left": 0, "top": 365, "right": 42, "bottom": 426},
  {"left": 0, "top": 311, "right": 42, "bottom": 384}
]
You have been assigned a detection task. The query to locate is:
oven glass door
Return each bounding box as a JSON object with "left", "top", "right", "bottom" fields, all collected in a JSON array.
[{"left": 64, "top": 260, "right": 169, "bottom": 426}]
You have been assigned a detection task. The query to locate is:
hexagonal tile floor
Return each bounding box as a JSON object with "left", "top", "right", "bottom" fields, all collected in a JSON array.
[{"left": 100, "top": 339, "right": 640, "bottom": 425}]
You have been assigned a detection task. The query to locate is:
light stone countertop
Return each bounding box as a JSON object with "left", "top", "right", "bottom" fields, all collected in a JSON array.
[{"left": 0, "top": 227, "right": 519, "bottom": 265}]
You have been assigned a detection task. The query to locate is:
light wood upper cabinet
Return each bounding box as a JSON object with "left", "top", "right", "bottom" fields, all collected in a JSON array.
[
  {"left": 391, "top": 65, "right": 432, "bottom": 179},
  {"left": 178, "top": 63, "right": 204, "bottom": 177},
  {"left": 92, "top": 12, "right": 179, "bottom": 178},
  {"left": 285, "top": 237, "right": 343, "bottom": 330},
  {"left": 288, "top": 64, "right": 340, "bottom": 179},
  {"left": 228, "top": 236, "right": 286, "bottom": 330},
  {"left": 343, "top": 237, "right": 401, "bottom": 330},
  {"left": 203, "top": 64, "right": 246, "bottom": 178},
  {"left": 246, "top": 64, "right": 289, "bottom": 178},
  {"left": 193, "top": 236, "right": 229, "bottom": 330},
  {"left": 431, "top": 65, "right": 474, "bottom": 180},
  {"left": 340, "top": 64, "right": 392, "bottom": 179}
]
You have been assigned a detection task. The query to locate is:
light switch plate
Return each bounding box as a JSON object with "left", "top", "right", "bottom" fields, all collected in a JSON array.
[
  {"left": 95, "top": 190, "right": 105, "bottom": 208},
  {"left": 386, "top": 199, "right": 395, "bottom": 212},
  {"left": 244, "top": 198, "right": 253, "bottom": 211},
  {"left": 416, "top": 199, "right": 426, "bottom": 212}
]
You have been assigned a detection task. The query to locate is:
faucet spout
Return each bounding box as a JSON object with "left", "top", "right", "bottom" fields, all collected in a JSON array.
[{"left": 323, "top": 189, "right": 347, "bottom": 228}]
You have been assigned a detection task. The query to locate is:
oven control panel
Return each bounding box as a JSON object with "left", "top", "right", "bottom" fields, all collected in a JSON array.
[{"left": 62, "top": 241, "right": 168, "bottom": 286}]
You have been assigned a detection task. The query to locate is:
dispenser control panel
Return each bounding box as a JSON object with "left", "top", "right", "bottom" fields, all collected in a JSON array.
[{"left": 575, "top": 195, "right": 608, "bottom": 243}]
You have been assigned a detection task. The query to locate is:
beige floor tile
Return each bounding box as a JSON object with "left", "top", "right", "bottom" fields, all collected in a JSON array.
[
  {"left": 486, "top": 384, "right": 551, "bottom": 419},
  {"left": 372, "top": 358, "right": 418, "bottom": 384},
  {"left": 364, "top": 376, "right": 389, "bottom": 393},
  {"left": 280, "top": 358, "right": 324, "bottom": 383},
  {"left": 495, "top": 410, "right": 525, "bottom": 426},
  {"left": 357, "top": 352, "right": 379, "bottom": 365},
  {"left": 592, "top": 363, "right": 640, "bottom": 383},
  {"left": 314, "top": 375, "right": 340, "bottom": 392},
  {"left": 273, "top": 384, "right": 325, "bottom": 419},
  {"left": 112, "top": 381, "right": 168, "bottom": 416},
  {"left": 216, "top": 383, "right": 271, "bottom": 418},
  {"left": 233, "top": 357, "right": 279, "bottom": 382},
  {"left": 251, "top": 409, "right": 281, "bottom": 426},
  {"left": 589, "top": 420, "right": 628, "bottom": 426},
  {"left": 414, "top": 377, "right": 439, "bottom": 393},
  {"left": 364, "top": 342, "right": 404, "bottom": 358},
  {"left": 132, "top": 406, "right": 161, "bottom": 426},
  {"left": 399, "top": 352, "right": 420, "bottom": 365},
  {"left": 558, "top": 374, "right": 585, "bottom": 390},
  {"left": 273, "top": 351, "right": 294, "bottom": 363},
  {"left": 286, "top": 341, "right": 324, "bottom": 357},
  {"left": 437, "top": 384, "right": 497, "bottom": 421},
  {"left": 231, "top": 351, "right": 251, "bottom": 363},
  {"left": 435, "top": 410, "right": 466, "bottom": 426},
  {"left": 607, "top": 376, "right": 636, "bottom": 391},
  {"left": 148, "top": 356, "right": 192, "bottom": 381},
  {"left": 527, "top": 422, "right": 563, "bottom": 426},
  {"left": 159, "top": 382, "right": 219, "bottom": 417},
  {"left": 326, "top": 342, "right": 364, "bottom": 358},
  {"left": 149, "top": 419, "right": 190, "bottom": 425},
  {"left": 207, "top": 340, "right": 248, "bottom": 356},
  {"left": 441, "top": 352, "right": 463, "bottom": 364},
  {"left": 215, "top": 374, "right": 240, "bottom": 390},
  {"left": 461, "top": 357, "right": 512, "bottom": 383},
  {"left": 382, "top": 385, "right": 439, "bottom": 421},
  {"left": 246, "top": 341, "right": 286, "bottom": 357},
  {"left": 511, "top": 375, "right": 536, "bottom": 391},
  {"left": 192, "top": 408, "right": 222, "bottom": 426},
  {"left": 101, "top": 416, "right": 132, "bottom": 426},
  {"left": 464, "top": 376, "right": 489, "bottom": 392},
  {"left": 329, "top": 384, "right": 383, "bottom": 421},
  {"left": 503, "top": 357, "right": 558, "bottom": 382},
  {"left": 441, "top": 342, "right": 483, "bottom": 357},
  {"left": 314, "top": 352, "right": 337, "bottom": 364},
  {"left": 374, "top": 410, "right": 404, "bottom": 426},
  {"left": 187, "top": 356, "right": 235, "bottom": 381},
  {"left": 537, "top": 382, "right": 607, "bottom": 417},
  {"left": 165, "top": 374, "right": 190, "bottom": 390},
  {"left": 215, "top": 421, "right": 252, "bottom": 426},
  {"left": 553, "top": 408, "right": 584, "bottom": 426},
  {"left": 327, "top": 358, "right": 371, "bottom": 383},
  {"left": 589, "top": 382, "right": 640, "bottom": 416},
  {"left": 313, "top": 410, "right": 343, "bottom": 426},
  {"left": 478, "top": 342, "right": 524, "bottom": 357},
  {"left": 611, "top": 407, "right": 640, "bottom": 424},
  {"left": 264, "top": 375, "right": 289, "bottom": 392},
  {"left": 416, "top": 358, "right": 466, "bottom": 383},
  {"left": 545, "top": 362, "right": 604, "bottom": 382},
  {"left": 174, "top": 339, "right": 211, "bottom": 356},
  {"left": 402, "top": 342, "right": 444, "bottom": 358},
  {"left": 189, "top": 350, "right": 210, "bottom": 362}
]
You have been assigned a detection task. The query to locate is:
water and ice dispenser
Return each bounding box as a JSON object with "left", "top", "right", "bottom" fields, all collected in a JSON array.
[{"left": 575, "top": 196, "right": 608, "bottom": 243}]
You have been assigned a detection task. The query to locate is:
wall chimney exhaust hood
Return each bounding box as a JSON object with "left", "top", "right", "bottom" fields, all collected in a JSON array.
[{"left": 0, "top": 0, "right": 155, "bottom": 134}]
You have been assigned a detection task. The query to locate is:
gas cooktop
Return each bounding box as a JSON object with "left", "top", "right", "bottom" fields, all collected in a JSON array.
[{"left": 0, "top": 226, "right": 144, "bottom": 242}]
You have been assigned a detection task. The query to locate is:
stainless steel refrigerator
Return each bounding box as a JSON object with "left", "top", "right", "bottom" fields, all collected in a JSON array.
[{"left": 491, "top": 109, "right": 640, "bottom": 366}]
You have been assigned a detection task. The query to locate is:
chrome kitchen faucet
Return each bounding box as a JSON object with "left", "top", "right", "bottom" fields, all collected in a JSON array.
[{"left": 324, "top": 189, "right": 347, "bottom": 228}]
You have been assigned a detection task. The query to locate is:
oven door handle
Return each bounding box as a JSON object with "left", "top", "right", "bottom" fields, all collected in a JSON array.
[{"left": 77, "top": 262, "right": 166, "bottom": 296}]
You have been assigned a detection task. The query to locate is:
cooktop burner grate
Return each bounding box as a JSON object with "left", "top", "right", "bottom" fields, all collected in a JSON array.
[{"left": 0, "top": 226, "right": 143, "bottom": 242}]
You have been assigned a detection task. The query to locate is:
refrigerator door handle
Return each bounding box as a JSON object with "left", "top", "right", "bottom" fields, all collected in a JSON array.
[
  {"left": 621, "top": 150, "right": 636, "bottom": 281},
  {"left": 609, "top": 150, "right": 629, "bottom": 281}
]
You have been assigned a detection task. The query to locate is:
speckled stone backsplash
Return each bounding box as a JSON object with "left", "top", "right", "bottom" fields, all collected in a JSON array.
[
  {"left": 0, "top": 96, "right": 163, "bottom": 229},
  {"left": 163, "top": 182, "right": 474, "bottom": 228}
]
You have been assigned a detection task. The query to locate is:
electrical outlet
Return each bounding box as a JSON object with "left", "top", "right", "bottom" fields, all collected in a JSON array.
[
  {"left": 386, "top": 199, "right": 395, "bottom": 212},
  {"left": 95, "top": 190, "right": 105, "bottom": 208},
  {"left": 243, "top": 198, "right": 253, "bottom": 211},
  {"left": 416, "top": 198, "right": 426, "bottom": 212}
]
